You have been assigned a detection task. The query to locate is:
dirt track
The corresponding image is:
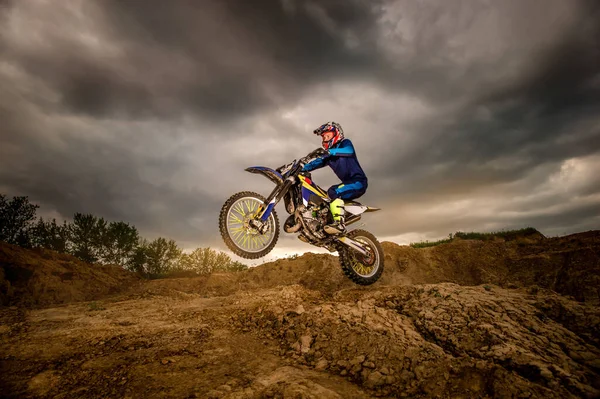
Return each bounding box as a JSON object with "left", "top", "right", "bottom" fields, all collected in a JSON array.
[
  {"left": 1, "top": 233, "right": 600, "bottom": 398},
  {"left": 2, "top": 280, "right": 599, "bottom": 398}
]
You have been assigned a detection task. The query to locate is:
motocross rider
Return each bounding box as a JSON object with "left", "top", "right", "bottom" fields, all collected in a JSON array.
[{"left": 302, "top": 122, "right": 368, "bottom": 235}]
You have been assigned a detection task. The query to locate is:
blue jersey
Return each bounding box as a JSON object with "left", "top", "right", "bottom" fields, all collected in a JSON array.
[{"left": 302, "top": 139, "right": 368, "bottom": 184}]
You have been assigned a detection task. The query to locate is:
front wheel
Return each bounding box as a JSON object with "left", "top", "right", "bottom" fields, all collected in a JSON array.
[
  {"left": 218, "top": 191, "right": 279, "bottom": 259},
  {"left": 338, "top": 229, "right": 384, "bottom": 285}
]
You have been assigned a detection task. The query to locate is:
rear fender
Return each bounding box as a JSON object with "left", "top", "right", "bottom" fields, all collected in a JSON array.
[
  {"left": 245, "top": 166, "right": 283, "bottom": 186},
  {"left": 344, "top": 204, "right": 381, "bottom": 216}
]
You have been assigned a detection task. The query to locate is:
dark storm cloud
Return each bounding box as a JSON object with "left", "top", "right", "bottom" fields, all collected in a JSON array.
[
  {"left": 369, "top": 0, "right": 600, "bottom": 198},
  {"left": 1, "top": 0, "right": 599, "bottom": 256},
  {"left": 2, "top": 0, "right": 385, "bottom": 122},
  {"left": 0, "top": 126, "right": 222, "bottom": 244}
]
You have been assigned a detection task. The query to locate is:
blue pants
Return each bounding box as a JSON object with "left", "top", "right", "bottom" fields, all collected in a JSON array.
[{"left": 327, "top": 181, "right": 367, "bottom": 201}]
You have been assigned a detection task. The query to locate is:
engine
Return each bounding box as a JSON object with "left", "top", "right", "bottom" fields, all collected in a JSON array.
[{"left": 300, "top": 204, "right": 329, "bottom": 238}]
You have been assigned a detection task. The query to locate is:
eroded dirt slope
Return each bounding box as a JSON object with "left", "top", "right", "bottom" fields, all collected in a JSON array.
[
  {"left": 0, "top": 243, "right": 141, "bottom": 307},
  {"left": 1, "top": 231, "right": 599, "bottom": 398}
]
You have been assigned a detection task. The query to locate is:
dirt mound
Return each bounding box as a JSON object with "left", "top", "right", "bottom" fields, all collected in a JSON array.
[
  {"left": 1, "top": 231, "right": 599, "bottom": 398},
  {"left": 134, "top": 230, "right": 599, "bottom": 304},
  {"left": 380, "top": 230, "right": 600, "bottom": 303},
  {"left": 0, "top": 242, "right": 141, "bottom": 307},
  {"left": 1, "top": 283, "right": 598, "bottom": 398}
]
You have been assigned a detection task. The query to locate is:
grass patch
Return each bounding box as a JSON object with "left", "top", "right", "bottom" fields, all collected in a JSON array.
[
  {"left": 410, "top": 227, "right": 542, "bottom": 248},
  {"left": 410, "top": 237, "right": 453, "bottom": 249}
]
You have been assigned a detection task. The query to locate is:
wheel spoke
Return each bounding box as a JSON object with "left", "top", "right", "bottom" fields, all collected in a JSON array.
[
  {"left": 345, "top": 238, "right": 378, "bottom": 278},
  {"left": 229, "top": 214, "right": 244, "bottom": 225},
  {"left": 226, "top": 196, "right": 277, "bottom": 253}
]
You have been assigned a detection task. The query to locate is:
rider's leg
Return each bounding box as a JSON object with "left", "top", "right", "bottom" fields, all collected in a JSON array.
[
  {"left": 325, "top": 181, "right": 367, "bottom": 234},
  {"left": 330, "top": 198, "right": 345, "bottom": 222}
]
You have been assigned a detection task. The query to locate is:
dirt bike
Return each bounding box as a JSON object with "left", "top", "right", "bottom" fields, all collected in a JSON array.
[{"left": 218, "top": 148, "right": 384, "bottom": 285}]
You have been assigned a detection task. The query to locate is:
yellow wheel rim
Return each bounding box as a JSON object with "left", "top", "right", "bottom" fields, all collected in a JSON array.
[
  {"left": 226, "top": 197, "right": 276, "bottom": 253},
  {"left": 347, "top": 237, "right": 379, "bottom": 278}
]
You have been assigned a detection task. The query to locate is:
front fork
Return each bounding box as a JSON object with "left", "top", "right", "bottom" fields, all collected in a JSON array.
[{"left": 250, "top": 177, "right": 295, "bottom": 233}]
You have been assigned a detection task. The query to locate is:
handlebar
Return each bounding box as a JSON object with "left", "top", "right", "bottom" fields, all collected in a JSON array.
[{"left": 277, "top": 148, "right": 329, "bottom": 175}]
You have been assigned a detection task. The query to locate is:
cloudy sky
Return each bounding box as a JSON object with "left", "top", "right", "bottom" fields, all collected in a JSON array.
[{"left": 1, "top": 0, "right": 599, "bottom": 263}]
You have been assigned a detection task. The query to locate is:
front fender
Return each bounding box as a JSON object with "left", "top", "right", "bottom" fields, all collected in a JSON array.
[{"left": 245, "top": 166, "right": 283, "bottom": 186}]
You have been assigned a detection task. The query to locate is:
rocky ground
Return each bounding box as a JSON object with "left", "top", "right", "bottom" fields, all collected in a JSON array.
[{"left": 1, "top": 232, "right": 599, "bottom": 398}]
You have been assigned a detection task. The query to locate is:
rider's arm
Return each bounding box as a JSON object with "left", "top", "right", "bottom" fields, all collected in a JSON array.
[
  {"left": 302, "top": 156, "right": 328, "bottom": 172},
  {"left": 328, "top": 139, "right": 355, "bottom": 157}
]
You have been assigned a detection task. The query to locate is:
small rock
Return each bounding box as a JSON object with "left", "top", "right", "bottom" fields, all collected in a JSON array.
[
  {"left": 161, "top": 359, "right": 169, "bottom": 365},
  {"left": 315, "top": 359, "right": 329, "bottom": 370},
  {"left": 352, "top": 355, "right": 366, "bottom": 365},
  {"left": 295, "top": 305, "right": 305, "bottom": 315},
  {"left": 380, "top": 367, "right": 390, "bottom": 375},
  {"left": 337, "top": 360, "right": 349, "bottom": 369},
  {"left": 206, "top": 390, "right": 224, "bottom": 399},
  {"left": 340, "top": 370, "right": 348, "bottom": 376},
  {"left": 364, "top": 361, "right": 376, "bottom": 369},
  {"left": 350, "top": 364, "right": 362, "bottom": 375},
  {"left": 285, "top": 330, "right": 296, "bottom": 342},
  {"left": 217, "top": 385, "right": 232, "bottom": 392},
  {"left": 365, "top": 371, "right": 386, "bottom": 388},
  {"left": 300, "top": 335, "right": 313, "bottom": 353}
]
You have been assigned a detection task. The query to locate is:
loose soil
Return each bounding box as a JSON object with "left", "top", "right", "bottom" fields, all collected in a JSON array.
[{"left": 1, "top": 231, "right": 599, "bottom": 398}]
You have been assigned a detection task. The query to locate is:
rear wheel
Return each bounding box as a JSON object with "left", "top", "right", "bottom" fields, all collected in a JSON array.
[
  {"left": 218, "top": 191, "right": 279, "bottom": 259},
  {"left": 338, "top": 229, "right": 384, "bottom": 285}
]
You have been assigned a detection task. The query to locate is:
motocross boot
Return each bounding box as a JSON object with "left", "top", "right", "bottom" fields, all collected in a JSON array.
[{"left": 324, "top": 198, "right": 346, "bottom": 235}]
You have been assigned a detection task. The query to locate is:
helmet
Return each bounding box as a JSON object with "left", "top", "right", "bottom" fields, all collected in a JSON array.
[{"left": 313, "top": 121, "right": 344, "bottom": 150}]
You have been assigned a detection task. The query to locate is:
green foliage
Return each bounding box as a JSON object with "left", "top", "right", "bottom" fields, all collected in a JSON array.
[
  {"left": 69, "top": 213, "right": 106, "bottom": 263},
  {"left": 1, "top": 192, "right": 252, "bottom": 279},
  {"left": 100, "top": 221, "right": 139, "bottom": 267},
  {"left": 31, "top": 218, "right": 71, "bottom": 253},
  {"left": 410, "top": 227, "right": 541, "bottom": 248},
  {"left": 145, "top": 237, "right": 182, "bottom": 277},
  {"left": 410, "top": 237, "right": 453, "bottom": 249},
  {"left": 179, "top": 247, "right": 248, "bottom": 275},
  {"left": 0, "top": 194, "right": 39, "bottom": 247},
  {"left": 127, "top": 238, "right": 150, "bottom": 275},
  {"left": 452, "top": 227, "right": 540, "bottom": 241},
  {"left": 228, "top": 261, "right": 248, "bottom": 272}
]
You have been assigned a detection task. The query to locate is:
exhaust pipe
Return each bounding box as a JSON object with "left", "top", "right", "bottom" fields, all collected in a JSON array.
[
  {"left": 284, "top": 219, "right": 302, "bottom": 233},
  {"left": 284, "top": 209, "right": 303, "bottom": 233}
]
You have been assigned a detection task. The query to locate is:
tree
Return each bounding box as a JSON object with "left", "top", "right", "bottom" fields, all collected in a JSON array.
[
  {"left": 213, "top": 251, "right": 235, "bottom": 272},
  {"left": 180, "top": 247, "right": 214, "bottom": 274},
  {"left": 100, "top": 221, "right": 139, "bottom": 267},
  {"left": 69, "top": 213, "right": 106, "bottom": 263},
  {"left": 227, "top": 261, "right": 248, "bottom": 272},
  {"left": 144, "top": 237, "right": 182, "bottom": 277},
  {"left": 179, "top": 247, "right": 248, "bottom": 274},
  {"left": 0, "top": 194, "right": 39, "bottom": 246},
  {"left": 127, "top": 238, "right": 149, "bottom": 275},
  {"left": 31, "top": 217, "right": 71, "bottom": 253}
]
